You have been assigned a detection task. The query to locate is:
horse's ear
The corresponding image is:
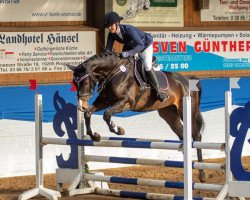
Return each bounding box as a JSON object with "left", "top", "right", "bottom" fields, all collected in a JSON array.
[{"left": 66, "top": 64, "right": 76, "bottom": 71}]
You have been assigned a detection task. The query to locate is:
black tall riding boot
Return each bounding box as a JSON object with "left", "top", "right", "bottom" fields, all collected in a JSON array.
[{"left": 146, "top": 69, "right": 168, "bottom": 102}]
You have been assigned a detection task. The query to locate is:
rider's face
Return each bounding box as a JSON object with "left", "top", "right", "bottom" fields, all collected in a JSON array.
[{"left": 108, "top": 23, "right": 117, "bottom": 33}]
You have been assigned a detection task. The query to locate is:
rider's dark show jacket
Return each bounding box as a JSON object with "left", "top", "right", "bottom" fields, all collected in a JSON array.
[{"left": 105, "top": 24, "right": 153, "bottom": 57}]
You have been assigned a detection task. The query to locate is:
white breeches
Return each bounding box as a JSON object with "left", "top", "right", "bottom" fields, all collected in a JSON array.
[{"left": 139, "top": 44, "right": 153, "bottom": 71}]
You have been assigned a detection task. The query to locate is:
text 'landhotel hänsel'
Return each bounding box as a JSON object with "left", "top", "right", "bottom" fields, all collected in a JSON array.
[{"left": 0, "top": 33, "right": 79, "bottom": 45}]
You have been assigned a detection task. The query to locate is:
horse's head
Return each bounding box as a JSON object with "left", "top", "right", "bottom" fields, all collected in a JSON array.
[{"left": 67, "top": 63, "right": 97, "bottom": 112}]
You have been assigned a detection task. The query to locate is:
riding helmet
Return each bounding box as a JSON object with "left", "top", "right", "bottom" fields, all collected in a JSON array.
[{"left": 104, "top": 12, "right": 123, "bottom": 28}]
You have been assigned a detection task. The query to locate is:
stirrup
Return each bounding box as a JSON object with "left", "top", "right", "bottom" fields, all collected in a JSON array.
[{"left": 157, "top": 92, "right": 168, "bottom": 102}]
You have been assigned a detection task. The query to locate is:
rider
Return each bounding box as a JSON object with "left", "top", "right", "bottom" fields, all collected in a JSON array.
[{"left": 104, "top": 11, "right": 167, "bottom": 102}]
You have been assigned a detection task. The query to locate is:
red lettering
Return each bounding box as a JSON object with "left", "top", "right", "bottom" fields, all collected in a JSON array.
[
  {"left": 246, "top": 41, "right": 250, "bottom": 51},
  {"left": 203, "top": 40, "right": 210, "bottom": 52},
  {"left": 221, "top": 41, "right": 228, "bottom": 52},
  {"left": 161, "top": 42, "right": 168, "bottom": 53},
  {"left": 170, "top": 42, "right": 177, "bottom": 53},
  {"left": 229, "top": 41, "right": 237, "bottom": 51},
  {"left": 212, "top": 41, "right": 220, "bottom": 52},
  {"left": 178, "top": 41, "right": 186, "bottom": 53},
  {"left": 194, "top": 41, "right": 201, "bottom": 53},
  {"left": 238, "top": 41, "right": 244, "bottom": 51},
  {"left": 153, "top": 41, "right": 159, "bottom": 53}
]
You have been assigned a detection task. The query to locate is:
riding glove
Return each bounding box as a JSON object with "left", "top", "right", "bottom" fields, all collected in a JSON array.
[{"left": 121, "top": 51, "right": 130, "bottom": 58}]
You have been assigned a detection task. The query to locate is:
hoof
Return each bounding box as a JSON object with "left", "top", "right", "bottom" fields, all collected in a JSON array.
[
  {"left": 116, "top": 126, "right": 125, "bottom": 135},
  {"left": 199, "top": 170, "right": 206, "bottom": 183},
  {"left": 90, "top": 132, "right": 101, "bottom": 142}
]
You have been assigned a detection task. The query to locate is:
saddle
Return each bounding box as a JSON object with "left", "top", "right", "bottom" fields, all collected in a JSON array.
[{"left": 134, "top": 57, "right": 169, "bottom": 90}]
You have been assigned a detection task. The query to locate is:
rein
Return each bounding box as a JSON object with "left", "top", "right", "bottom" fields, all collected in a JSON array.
[{"left": 97, "top": 58, "right": 124, "bottom": 94}]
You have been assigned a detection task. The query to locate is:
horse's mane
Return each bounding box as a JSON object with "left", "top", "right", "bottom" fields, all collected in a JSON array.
[{"left": 84, "top": 52, "right": 120, "bottom": 64}]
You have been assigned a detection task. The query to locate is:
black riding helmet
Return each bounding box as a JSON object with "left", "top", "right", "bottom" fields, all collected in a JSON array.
[{"left": 104, "top": 12, "right": 123, "bottom": 28}]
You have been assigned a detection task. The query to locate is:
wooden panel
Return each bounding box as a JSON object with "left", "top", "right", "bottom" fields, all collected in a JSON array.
[
  {"left": 185, "top": 0, "right": 250, "bottom": 27},
  {"left": 0, "top": 26, "right": 101, "bottom": 86}
]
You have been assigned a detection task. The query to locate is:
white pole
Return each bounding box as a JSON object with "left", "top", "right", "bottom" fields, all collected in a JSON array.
[
  {"left": 77, "top": 100, "right": 84, "bottom": 188},
  {"left": 184, "top": 96, "right": 192, "bottom": 200},
  {"left": 19, "top": 94, "right": 61, "bottom": 200},
  {"left": 225, "top": 91, "right": 233, "bottom": 184},
  {"left": 35, "top": 94, "right": 43, "bottom": 188}
]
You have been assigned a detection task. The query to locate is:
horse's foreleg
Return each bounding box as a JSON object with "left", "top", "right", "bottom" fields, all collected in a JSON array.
[
  {"left": 103, "top": 98, "right": 131, "bottom": 135},
  {"left": 84, "top": 105, "right": 101, "bottom": 142},
  {"left": 84, "top": 97, "right": 110, "bottom": 142}
]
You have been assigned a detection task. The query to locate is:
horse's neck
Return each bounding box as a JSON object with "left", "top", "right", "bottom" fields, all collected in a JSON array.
[{"left": 89, "top": 55, "right": 126, "bottom": 79}]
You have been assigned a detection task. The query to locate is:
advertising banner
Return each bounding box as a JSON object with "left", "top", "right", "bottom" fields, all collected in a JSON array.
[
  {"left": 0, "top": 31, "right": 96, "bottom": 74},
  {"left": 0, "top": 0, "right": 86, "bottom": 22},
  {"left": 113, "top": 0, "right": 183, "bottom": 27},
  {"left": 151, "top": 31, "right": 250, "bottom": 72},
  {"left": 201, "top": 0, "right": 250, "bottom": 21}
]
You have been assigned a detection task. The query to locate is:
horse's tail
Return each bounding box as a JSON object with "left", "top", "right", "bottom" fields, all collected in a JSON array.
[
  {"left": 196, "top": 107, "right": 205, "bottom": 134},
  {"left": 196, "top": 78, "right": 202, "bottom": 105}
]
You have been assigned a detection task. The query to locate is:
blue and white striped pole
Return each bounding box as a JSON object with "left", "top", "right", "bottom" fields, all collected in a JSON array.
[
  {"left": 41, "top": 137, "right": 183, "bottom": 150},
  {"left": 94, "top": 187, "right": 215, "bottom": 200},
  {"left": 83, "top": 155, "right": 225, "bottom": 171},
  {"left": 81, "top": 135, "right": 225, "bottom": 150},
  {"left": 84, "top": 174, "right": 223, "bottom": 191}
]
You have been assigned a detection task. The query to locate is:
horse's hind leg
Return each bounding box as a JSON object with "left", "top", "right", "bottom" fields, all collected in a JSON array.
[
  {"left": 158, "top": 105, "right": 206, "bottom": 183},
  {"left": 158, "top": 106, "right": 184, "bottom": 142},
  {"left": 192, "top": 110, "right": 206, "bottom": 183}
]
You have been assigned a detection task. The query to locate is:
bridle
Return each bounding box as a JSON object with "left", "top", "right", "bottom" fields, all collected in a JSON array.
[
  {"left": 73, "top": 69, "right": 97, "bottom": 98},
  {"left": 74, "top": 56, "right": 128, "bottom": 101}
]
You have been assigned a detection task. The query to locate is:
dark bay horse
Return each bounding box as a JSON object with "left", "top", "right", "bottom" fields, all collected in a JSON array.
[{"left": 67, "top": 52, "right": 206, "bottom": 182}]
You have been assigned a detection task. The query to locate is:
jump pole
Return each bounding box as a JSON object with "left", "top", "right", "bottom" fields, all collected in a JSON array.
[
  {"left": 18, "top": 94, "right": 61, "bottom": 200},
  {"left": 183, "top": 95, "right": 192, "bottom": 200}
]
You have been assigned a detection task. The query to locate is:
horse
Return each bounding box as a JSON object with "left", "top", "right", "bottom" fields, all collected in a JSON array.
[{"left": 67, "top": 52, "right": 206, "bottom": 182}]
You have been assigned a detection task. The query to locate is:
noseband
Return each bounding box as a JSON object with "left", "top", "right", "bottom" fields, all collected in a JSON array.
[
  {"left": 73, "top": 74, "right": 90, "bottom": 83},
  {"left": 74, "top": 72, "right": 97, "bottom": 97}
]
